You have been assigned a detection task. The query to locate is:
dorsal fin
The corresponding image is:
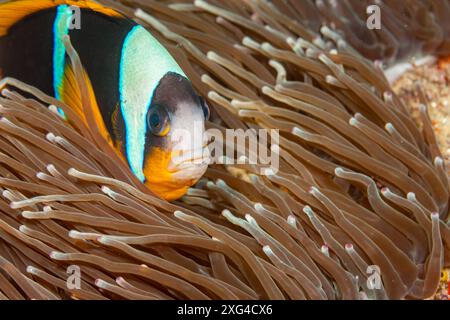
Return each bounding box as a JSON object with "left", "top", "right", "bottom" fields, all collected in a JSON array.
[{"left": 0, "top": 0, "right": 122, "bottom": 36}]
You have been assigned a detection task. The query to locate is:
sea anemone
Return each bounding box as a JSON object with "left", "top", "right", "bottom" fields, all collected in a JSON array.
[{"left": 0, "top": 0, "right": 448, "bottom": 300}]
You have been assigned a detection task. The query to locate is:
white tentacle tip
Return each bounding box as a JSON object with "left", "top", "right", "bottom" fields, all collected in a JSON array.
[
  {"left": 49, "top": 251, "right": 64, "bottom": 260},
  {"left": 26, "top": 266, "right": 36, "bottom": 273},
  {"left": 385, "top": 123, "right": 394, "bottom": 133},
  {"left": 174, "top": 210, "right": 188, "bottom": 219},
  {"left": 245, "top": 214, "right": 256, "bottom": 224},
  {"left": 303, "top": 205, "right": 313, "bottom": 217},
  {"left": 101, "top": 186, "right": 114, "bottom": 197},
  {"left": 26, "top": 266, "right": 38, "bottom": 274},
  {"left": 406, "top": 192, "right": 416, "bottom": 201},
  {"left": 262, "top": 245, "right": 273, "bottom": 256},
  {"left": 200, "top": 74, "right": 210, "bottom": 83},
  {"left": 287, "top": 215, "right": 297, "bottom": 228},
  {"left": 221, "top": 209, "right": 233, "bottom": 218},
  {"left": 262, "top": 168, "right": 275, "bottom": 176},
  {"left": 207, "top": 91, "right": 218, "bottom": 100},
  {"left": 21, "top": 211, "right": 34, "bottom": 218},
  {"left": 261, "top": 85, "right": 273, "bottom": 95},
  {"left": 334, "top": 167, "right": 345, "bottom": 175},
  {"left": 261, "top": 42, "right": 272, "bottom": 52},
  {"left": 348, "top": 117, "right": 357, "bottom": 126},
  {"left": 434, "top": 157, "right": 443, "bottom": 166},
  {"left": 193, "top": 0, "right": 205, "bottom": 7},
  {"left": 206, "top": 51, "right": 217, "bottom": 60},
  {"left": 0, "top": 117, "right": 13, "bottom": 124},
  {"left": 134, "top": 8, "right": 147, "bottom": 18},
  {"left": 68, "top": 230, "right": 80, "bottom": 239},
  {"left": 292, "top": 127, "right": 313, "bottom": 141},
  {"left": 431, "top": 212, "right": 440, "bottom": 220},
  {"left": 95, "top": 279, "right": 107, "bottom": 289},
  {"left": 9, "top": 201, "right": 19, "bottom": 209},
  {"left": 48, "top": 104, "right": 59, "bottom": 112},
  {"left": 97, "top": 236, "right": 108, "bottom": 244},
  {"left": 345, "top": 243, "right": 354, "bottom": 251},
  {"left": 308, "top": 186, "right": 319, "bottom": 195},
  {"left": 254, "top": 202, "right": 264, "bottom": 211},
  {"left": 36, "top": 172, "right": 46, "bottom": 180},
  {"left": 46, "top": 132, "right": 56, "bottom": 142},
  {"left": 67, "top": 168, "right": 78, "bottom": 176},
  {"left": 206, "top": 181, "right": 216, "bottom": 189},
  {"left": 215, "top": 179, "right": 227, "bottom": 188}
]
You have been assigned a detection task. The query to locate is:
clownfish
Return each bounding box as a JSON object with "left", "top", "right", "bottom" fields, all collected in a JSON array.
[{"left": 0, "top": 0, "right": 210, "bottom": 200}]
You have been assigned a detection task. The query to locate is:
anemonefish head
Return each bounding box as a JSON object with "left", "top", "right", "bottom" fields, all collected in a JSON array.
[
  {"left": 119, "top": 25, "right": 209, "bottom": 201},
  {"left": 141, "top": 72, "right": 210, "bottom": 201}
]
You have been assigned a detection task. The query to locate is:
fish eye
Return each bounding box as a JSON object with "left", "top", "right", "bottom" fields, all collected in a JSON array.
[
  {"left": 199, "top": 96, "right": 210, "bottom": 120},
  {"left": 147, "top": 104, "right": 170, "bottom": 136}
]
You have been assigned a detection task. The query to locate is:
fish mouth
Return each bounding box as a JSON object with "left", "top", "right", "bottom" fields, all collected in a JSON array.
[
  {"left": 168, "top": 145, "right": 210, "bottom": 170},
  {"left": 171, "top": 163, "right": 208, "bottom": 181},
  {"left": 168, "top": 145, "right": 210, "bottom": 180}
]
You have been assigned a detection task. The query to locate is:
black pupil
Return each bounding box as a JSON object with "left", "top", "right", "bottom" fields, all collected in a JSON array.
[{"left": 150, "top": 112, "right": 161, "bottom": 129}]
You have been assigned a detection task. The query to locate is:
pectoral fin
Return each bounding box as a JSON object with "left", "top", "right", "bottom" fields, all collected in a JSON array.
[{"left": 59, "top": 63, "right": 125, "bottom": 161}]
